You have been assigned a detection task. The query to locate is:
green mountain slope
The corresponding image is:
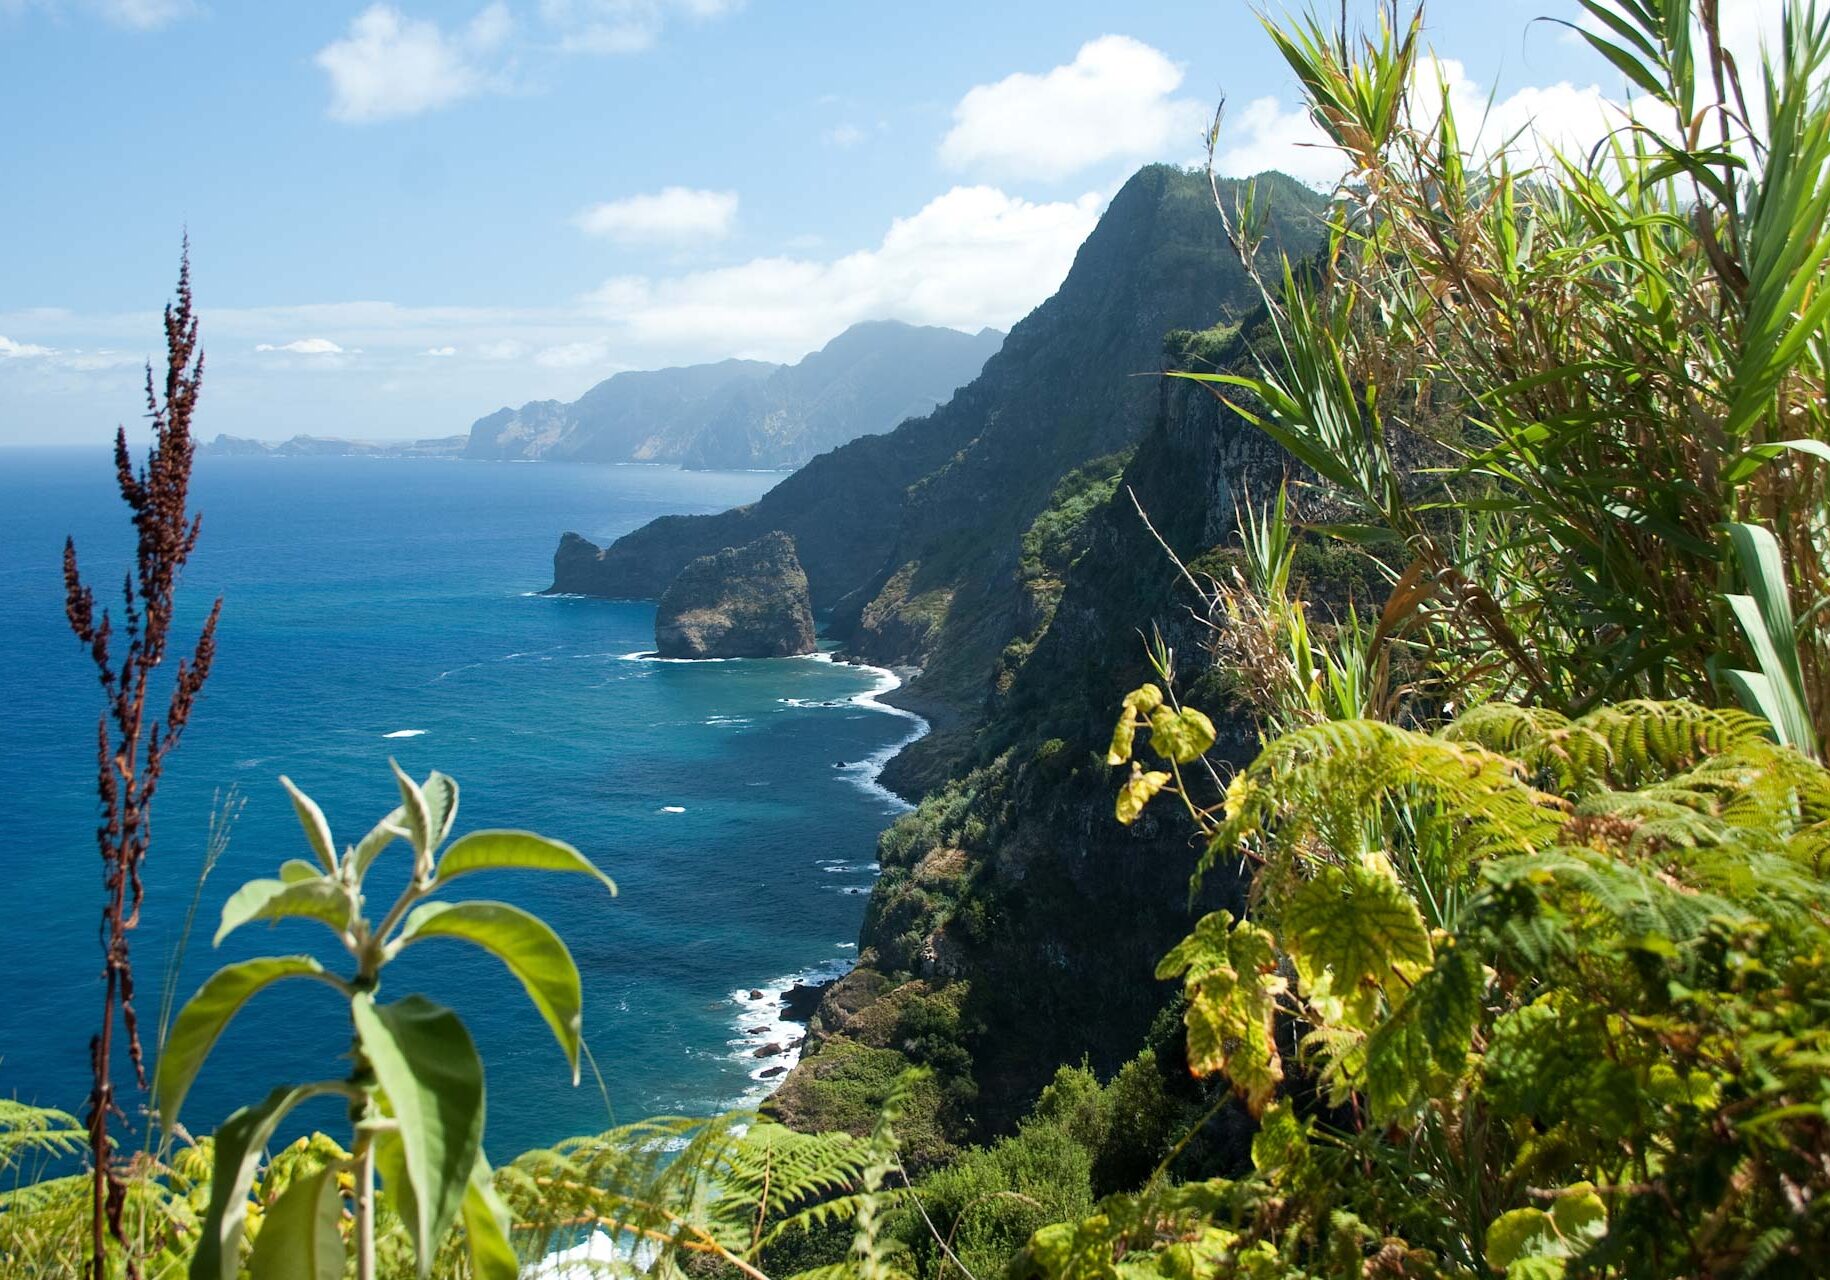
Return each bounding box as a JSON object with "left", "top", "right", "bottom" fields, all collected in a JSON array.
[{"left": 465, "top": 321, "right": 1000, "bottom": 470}]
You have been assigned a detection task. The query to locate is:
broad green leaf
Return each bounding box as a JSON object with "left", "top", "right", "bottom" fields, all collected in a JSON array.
[
  {"left": 157, "top": 955, "right": 329, "bottom": 1131},
  {"left": 1115, "top": 767, "right": 1171, "bottom": 825},
  {"left": 246, "top": 1159, "right": 345, "bottom": 1280},
  {"left": 397, "top": 900, "right": 584, "bottom": 1082},
  {"left": 422, "top": 771, "right": 460, "bottom": 847},
  {"left": 392, "top": 759, "right": 433, "bottom": 858},
  {"left": 1282, "top": 864, "right": 1432, "bottom": 1026},
  {"left": 278, "top": 859, "right": 322, "bottom": 884},
  {"left": 191, "top": 1082, "right": 344, "bottom": 1280},
  {"left": 280, "top": 775, "right": 337, "bottom": 873},
  {"left": 353, "top": 993, "right": 485, "bottom": 1274},
  {"left": 460, "top": 1155, "right": 519, "bottom": 1280},
  {"left": 1106, "top": 684, "right": 1164, "bottom": 765},
  {"left": 1484, "top": 1207, "right": 1557, "bottom": 1271},
  {"left": 1159, "top": 912, "right": 1285, "bottom": 1113},
  {"left": 215, "top": 878, "right": 352, "bottom": 947},
  {"left": 434, "top": 830, "right": 616, "bottom": 895},
  {"left": 1148, "top": 706, "right": 1217, "bottom": 763},
  {"left": 1548, "top": 1183, "right": 1607, "bottom": 1246},
  {"left": 353, "top": 807, "right": 406, "bottom": 878}
]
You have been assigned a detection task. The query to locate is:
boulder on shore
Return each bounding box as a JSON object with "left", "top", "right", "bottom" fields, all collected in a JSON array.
[{"left": 654, "top": 532, "right": 817, "bottom": 659}]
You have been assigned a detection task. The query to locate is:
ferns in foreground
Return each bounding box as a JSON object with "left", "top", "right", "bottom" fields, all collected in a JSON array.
[{"left": 1094, "top": 692, "right": 1830, "bottom": 1277}]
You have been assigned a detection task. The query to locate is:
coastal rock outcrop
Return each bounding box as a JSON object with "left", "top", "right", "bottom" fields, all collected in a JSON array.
[{"left": 653, "top": 532, "right": 816, "bottom": 659}]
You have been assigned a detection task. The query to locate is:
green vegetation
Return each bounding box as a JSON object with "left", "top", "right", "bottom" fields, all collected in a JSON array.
[{"left": 18, "top": 1, "right": 1830, "bottom": 1277}]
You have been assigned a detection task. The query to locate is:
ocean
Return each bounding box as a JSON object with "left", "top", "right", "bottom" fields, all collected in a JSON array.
[{"left": 0, "top": 448, "right": 918, "bottom": 1159}]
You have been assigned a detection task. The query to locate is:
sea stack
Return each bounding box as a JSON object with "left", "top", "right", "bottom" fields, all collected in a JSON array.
[{"left": 654, "top": 531, "right": 817, "bottom": 659}]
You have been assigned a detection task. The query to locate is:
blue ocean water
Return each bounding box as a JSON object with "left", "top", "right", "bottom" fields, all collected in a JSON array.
[{"left": 0, "top": 449, "right": 915, "bottom": 1158}]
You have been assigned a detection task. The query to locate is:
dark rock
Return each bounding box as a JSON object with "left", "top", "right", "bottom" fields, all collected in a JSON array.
[
  {"left": 780, "top": 979, "right": 832, "bottom": 1024},
  {"left": 747, "top": 989, "right": 765, "bottom": 1000},
  {"left": 755, "top": 1042, "right": 784, "bottom": 1058},
  {"left": 654, "top": 532, "right": 816, "bottom": 659},
  {"left": 759, "top": 1065, "right": 787, "bottom": 1078}
]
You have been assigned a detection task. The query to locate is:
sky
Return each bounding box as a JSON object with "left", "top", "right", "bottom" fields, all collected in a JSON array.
[{"left": 0, "top": 0, "right": 1788, "bottom": 444}]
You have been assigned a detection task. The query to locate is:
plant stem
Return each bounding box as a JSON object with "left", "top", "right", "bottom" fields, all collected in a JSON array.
[{"left": 356, "top": 1138, "right": 376, "bottom": 1280}]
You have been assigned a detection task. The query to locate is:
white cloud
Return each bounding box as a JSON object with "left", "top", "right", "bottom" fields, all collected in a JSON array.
[
  {"left": 534, "top": 340, "right": 613, "bottom": 368},
  {"left": 96, "top": 0, "right": 193, "bottom": 28},
  {"left": 475, "top": 339, "right": 529, "bottom": 360},
  {"left": 581, "top": 184, "right": 1103, "bottom": 359},
  {"left": 539, "top": 0, "right": 741, "bottom": 55},
  {"left": 424, "top": 345, "right": 458, "bottom": 357},
  {"left": 824, "top": 123, "right": 866, "bottom": 148},
  {"left": 573, "top": 187, "right": 739, "bottom": 244},
  {"left": 0, "top": 335, "right": 55, "bottom": 359},
  {"left": 940, "top": 35, "right": 1208, "bottom": 182},
  {"left": 255, "top": 338, "right": 345, "bottom": 354},
  {"left": 315, "top": 3, "right": 512, "bottom": 123}
]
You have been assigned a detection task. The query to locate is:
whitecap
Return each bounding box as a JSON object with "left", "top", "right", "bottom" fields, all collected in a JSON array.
[
  {"left": 382, "top": 729, "right": 427, "bottom": 739},
  {"left": 660, "top": 805, "right": 686, "bottom": 814}
]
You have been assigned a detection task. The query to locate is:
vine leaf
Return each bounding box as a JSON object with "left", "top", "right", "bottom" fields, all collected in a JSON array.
[
  {"left": 1157, "top": 911, "right": 1286, "bottom": 1114},
  {"left": 1281, "top": 863, "right": 1432, "bottom": 1028},
  {"left": 1116, "top": 766, "right": 1172, "bottom": 824},
  {"left": 1107, "top": 684, "right": 1165, "bottom": 765},
  {"left": 1149, "top": 705, "right": 1217, "bottom": 763}
]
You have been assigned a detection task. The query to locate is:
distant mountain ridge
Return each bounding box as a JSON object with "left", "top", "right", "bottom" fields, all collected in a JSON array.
[
  {"left": 204, "top": 433, "right": 468, "bottom": 458},
  {"left": 465, "top": 320, "right": 1004, "bottom": 470}
]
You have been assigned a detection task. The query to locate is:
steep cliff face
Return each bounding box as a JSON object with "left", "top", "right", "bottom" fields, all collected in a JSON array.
[
  {"left": 653, "top": 532, "right": 817, "bottom": 659},
  {"left": 548, "top": 167, "right": 1324, "bottom": 645},
  {"left": 768, "top": 331, "right": 1306, "bottom": 1139},
  {"left": 466, "top": 323, "right": 999, "bottom": 470}
]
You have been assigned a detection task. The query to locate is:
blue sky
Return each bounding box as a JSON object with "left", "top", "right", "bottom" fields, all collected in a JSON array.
[{"left": 0, "top": 0, "right": 1777, "bottom": 444}]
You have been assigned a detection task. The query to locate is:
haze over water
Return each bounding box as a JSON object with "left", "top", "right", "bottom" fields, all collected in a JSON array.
[{"left": 0, "top": 450, "right": 913, "bottom": 1156}]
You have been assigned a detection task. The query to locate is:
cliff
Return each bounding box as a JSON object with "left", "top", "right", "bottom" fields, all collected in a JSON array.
[
  {"left": 466, "top": 322, "right": 1000, "bottom": 470},
  {"left": 653, "top": 532, "right": 817, "bottom": 659}
]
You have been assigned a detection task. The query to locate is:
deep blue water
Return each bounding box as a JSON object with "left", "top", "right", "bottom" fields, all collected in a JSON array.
[{"left": 0, "top": 449, "right": 914, "bottom": 1159}]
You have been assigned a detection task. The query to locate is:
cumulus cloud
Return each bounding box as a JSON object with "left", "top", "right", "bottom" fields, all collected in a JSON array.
[
  {"left": 573, "top": 187, "right": 739, "bottom": 244},
  {"left": 582, "top": 184, "right": 1103, "bottom": 359},
  {"left": 940, "top": 35, "right": 1208, "bottom": 182},
  {"left": 0, "top": 335, "right": 56, "bottom": 359},
  {"left": 315, "top": 3, "right": 512, "bottom": 123},
  {"left": 424, "top": 345, "right": 458, "bottom": 357},
  {"left": 823, "top": 122, "right": 866, "bottom": 149},
  {"left": 255, "top": 338, "right": 345, "bottom": 354}
]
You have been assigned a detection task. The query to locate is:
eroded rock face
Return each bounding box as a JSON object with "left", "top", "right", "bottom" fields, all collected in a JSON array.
[{"left": 653, "top": 532, "right": 817, "bottom": 659}]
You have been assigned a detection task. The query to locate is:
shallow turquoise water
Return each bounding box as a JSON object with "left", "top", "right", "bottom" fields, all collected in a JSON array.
[{"left": 0, "top": 450, "right": 912, "bottom": 1157}]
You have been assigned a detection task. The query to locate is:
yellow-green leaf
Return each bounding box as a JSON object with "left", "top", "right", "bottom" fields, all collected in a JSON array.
[
  {"left": 1148, "top": 706, "right": 1216, "bottom": 764},
  {"left": 435, "top": 829, "right": 616, "bottom": 895},
  {"left": 279, "top": 775, "right": 336, "bottom": 873},
  {"left": 1116, "top": 767, "right": 1171, "bottom": 824},
  {"left": 247, "top": 1159, "right": 345, "bottom": 1280},
  {"left": 157, "top": 955, "right": 330, "bottom": 1132}
]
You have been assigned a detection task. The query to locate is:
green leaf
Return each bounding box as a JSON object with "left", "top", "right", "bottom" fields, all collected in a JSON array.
[
  {"left": 214, "top": 878, "right": 352, "bottom": 947},
  {"left": 460, "top": 1155, "right": 519, "bottom": 1280},
  {"left": 392, "top": 758, "right": 433, "bottom": 858},
  {"left": 422, "top": 771, "right": 460, "bottom": 848},
  {"left": 1281, "top": 864, "right": 1432, "bottom": 1026},
  {"left": 1158, "top": 912, "right": 1285, "bottom": 1114},
  {"left": 278, "top": 859, "right": 322, "bottom": 884},
  {"left": 191, "top": 1082, "right": 344, "bottom": 1280},
  {"left": 1720, "top": 437, "right": 1830, "bottom": 485},
  {"left": 1107, "top": 684, "right": 1164, "bottom": 765},
  {"left": 434, "top": 830, "right": 616, "bottom": 895},
  {"left": 1148, "top": 706, "right": 1217, "bottom": 764},
  {"left": 280, "top": 776, "right": 337, "bottom": 873},
  {"left": 352, "top": 807, "right": 407, "bottom": 878},
  {"left": 1548, "top": 1183, "right": 1607, "bottom": 1246},
  {"left": 246, "top": 1159, "right": 346, "bottom": 1280},
  {"left": 1115, "top": 767, "right": 1171, "bottom": 825},
  {"left": 1485, "top": 1207, "right": 1557, "bottom": 1271},
  {"left": 397, "top": 900, "right": 584, "bottom": 1083},
  {"left": 353, "top": 993, "right": 486, "bottom": 1275},
  {"left": 157, "top": 955, "right": 330, "bottom": 1131}
]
